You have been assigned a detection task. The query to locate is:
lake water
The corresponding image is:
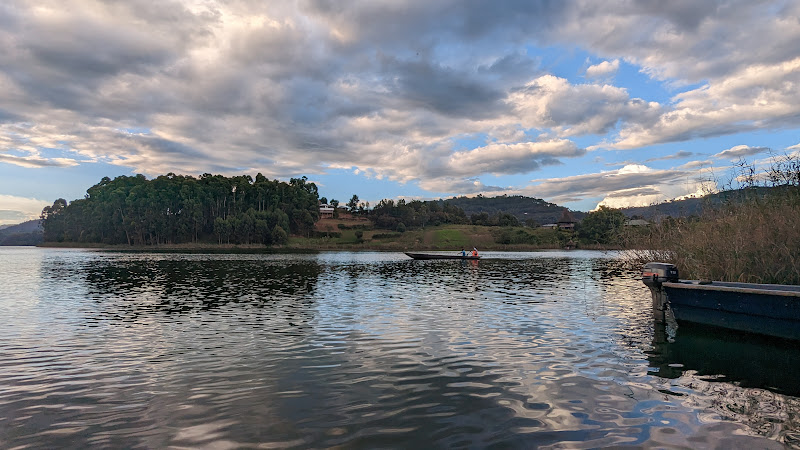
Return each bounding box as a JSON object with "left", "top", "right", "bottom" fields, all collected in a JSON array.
[{"left": 0, "top": 247, "right": 798, "bottom": 448}]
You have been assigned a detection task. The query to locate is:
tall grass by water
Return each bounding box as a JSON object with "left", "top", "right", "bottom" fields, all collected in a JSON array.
[{"left": 624, "top": 153, "right": 800, "bottom": 284}]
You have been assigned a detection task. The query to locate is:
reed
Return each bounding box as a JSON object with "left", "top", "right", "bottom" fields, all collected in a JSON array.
[{"left": 624, "top": 153, "right": 800, "bottom": 285}]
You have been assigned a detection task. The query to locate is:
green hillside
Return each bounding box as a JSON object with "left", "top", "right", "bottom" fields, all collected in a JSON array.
[{"left": 443, "top": 195, "right": 585, "bottom": 225}]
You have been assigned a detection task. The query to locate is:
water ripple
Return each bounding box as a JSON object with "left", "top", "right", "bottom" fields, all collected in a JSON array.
[{"left": 0, "top": 249, "right": 796, "bottom": 448}]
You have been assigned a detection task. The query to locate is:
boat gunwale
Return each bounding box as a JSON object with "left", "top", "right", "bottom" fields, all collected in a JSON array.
[
  {"left": 404, "top": 252, "right": 481, "bottom": 260},
  {"left": 664, "top": 281, "right": 800, "bottom": 298}
]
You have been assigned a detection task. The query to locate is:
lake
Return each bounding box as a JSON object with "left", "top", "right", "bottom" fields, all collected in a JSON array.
[{"left": 0, "top": 247, "right": 798, "bottom": 448}]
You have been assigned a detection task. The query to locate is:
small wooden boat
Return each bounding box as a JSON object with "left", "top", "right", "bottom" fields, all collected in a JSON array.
[
  {"left": 642, "top": 262, "right": 800, "bottom": 340},
  {"left": 404, "top": 252, "right": 480, "bottom": 260}
]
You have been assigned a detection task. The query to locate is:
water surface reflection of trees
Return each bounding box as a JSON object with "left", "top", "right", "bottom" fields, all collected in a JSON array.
[{"left": 78, "top": 256, "right": 322, "bottom": 323}]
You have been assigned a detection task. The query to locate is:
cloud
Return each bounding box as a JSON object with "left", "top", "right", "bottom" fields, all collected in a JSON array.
[
  {"left": 445, "top": 139, "right": 585, "bottom": 177},
  {"left": 0, "top": 0, "right": 798, "bottom": 199},
  {"left": 713, "top": 145, "right": 770, "bottom": 160},
  {"left": 0, "top": 153, "right": 80, "bottom": 168},
  {"left": 508, "top": 75, "right": 662, "bottom": 137},
  {"left": 417, "top": 177, "right": 507, "bottom": 195},
  {"left": 524, "top": 164, "right": 698, "bottom": 208},
  {"left": 0, "top": 194, "right": 51, "bottom": 225},
  {"left": 612, "top": 57, "right": 800, "bottom": 149},
  {"left": 586, "top": 59, "right": 619, "bottom": 78},
  {"left": 676, "top": 160, "right": 713, "bottom": 170},
  {"left": 646, "top": 150, "right": 694, "bottom": 162},
  {"left": 0, "top": 210, "right": 28, "bottom": 221},
  {"left": 380, "top": 57, "right": 506, "bottom": 119},
  {"left": 558, "top": 1, "right": 800, "bottom": 83},
  {"left": 547, "top": 2, "right": 800, "bottom": 149}
]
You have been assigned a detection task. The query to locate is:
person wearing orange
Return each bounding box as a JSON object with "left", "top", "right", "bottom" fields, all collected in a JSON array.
[{"left": 471, "top": 247, "right": 478, "bottom": 257}]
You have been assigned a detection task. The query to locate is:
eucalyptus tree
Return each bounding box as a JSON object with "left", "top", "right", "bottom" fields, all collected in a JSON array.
[{"left": 41, "top": 172, "right": 320, "bottom": 246}]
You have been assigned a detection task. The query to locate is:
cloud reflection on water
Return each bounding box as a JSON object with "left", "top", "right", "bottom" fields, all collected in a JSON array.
[{"left": 0, "top": 249, "right": 795, "bottom": 447}]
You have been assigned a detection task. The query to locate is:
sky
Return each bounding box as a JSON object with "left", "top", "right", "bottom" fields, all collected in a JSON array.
[{"left": 1, "top": 0, "right": 800, "bottom": 225}]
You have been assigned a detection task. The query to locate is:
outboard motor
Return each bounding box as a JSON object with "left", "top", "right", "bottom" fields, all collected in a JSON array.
[
  {"left": 642, "top": 262, "right": 679, "bottom": 288},
  {"left": 642, "top": 262, "right": 679, "bottom": 323}
]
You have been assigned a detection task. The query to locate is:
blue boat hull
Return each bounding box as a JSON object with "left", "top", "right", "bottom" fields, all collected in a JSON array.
[
  {"left": 663, "top": 281, "right": 800, "bottom": 340},
  {"left": 404, "top": 252, "right": 480, "bottom": 260}
]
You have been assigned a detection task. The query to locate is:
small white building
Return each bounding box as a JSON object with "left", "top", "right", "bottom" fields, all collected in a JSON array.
[
  {"left": 319, "top": 204, "right": 334, "bottom": 218},
  {"left": 625, "top": 219, "right": 650, "bottom": 227}
]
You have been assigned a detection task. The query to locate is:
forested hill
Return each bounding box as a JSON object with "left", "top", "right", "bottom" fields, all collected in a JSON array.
[
  {"left": 444, "top": 195, "right": 586, "bottom": 225},
  {"left": 40, "top": 173, "right": 320, "bottom": 246},
  {"left": 620, "top": 186, "right": 780, "bottom": 219},
  {"left": 620, "top": 198, "right": 704, "bottom": 219},
  {"left": 0, "top": 219, "right": 42, "bottom": 245}
]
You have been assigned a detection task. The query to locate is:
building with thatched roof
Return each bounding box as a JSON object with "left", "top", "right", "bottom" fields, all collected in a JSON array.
[{"left": 557, "top": 209, "right": 576, "bottom": 230}]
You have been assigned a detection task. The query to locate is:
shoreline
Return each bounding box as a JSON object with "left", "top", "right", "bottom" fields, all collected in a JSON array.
[{"left": 35, "top": 241, "right": 623, "bottom": 252}]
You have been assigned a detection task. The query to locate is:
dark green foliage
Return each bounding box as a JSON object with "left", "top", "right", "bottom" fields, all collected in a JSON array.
[
  {"left": 336, "top": 223, "right": 370, "bottom": 230},
  {"left": 446, "top": 194, "right": 585, "bottom": 224},
  {"left": 496, "top": 212, "right": 520, "bottom": 227},
  {"left": 468, "top": 211, "right": 525, "bottom": 227},
  {"left": 41, "top": 173, "right": 318, "bottom": 246},
  {"left": 372, "top": 232, "right": 401, "bottom": 239},
  {"left": 369, "top": 198, "right": 469, "bottom": 229},
  {"left": 493, "top": 227, "right": 562, "bottom": 247},
  {"left": 470, "top": 212, "right": 491, "bottom": 226},
  {"left": 525, "top": 219, "right": 540, "bottom": 228},
  {"left": 311, "top": 231, "right": 342, "bottom": 239},
  {"left": 347, "top": 194, "right": 360, "bottom": 213},
  {"left": 271, "top": 225, "right": 288, "bottom": 245},
  {"left": 365, "top": 195, "right": 582, "bottom": 229},
  {"left": 577, "top": 206, "right": 626, "bottom": 245}
]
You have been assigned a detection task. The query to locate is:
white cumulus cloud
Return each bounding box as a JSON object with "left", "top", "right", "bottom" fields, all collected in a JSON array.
[
  {"left": 586, "top": 59, "right": 619, "bottom": 78},
  {"left": 713, "top": 145, "right": 770, "bottom": 160},
  {"left": 0, "top": 194, "right": 51, "bottom": 225}
]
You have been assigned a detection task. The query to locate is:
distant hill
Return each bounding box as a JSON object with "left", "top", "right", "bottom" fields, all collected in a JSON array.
[
  {"left": 443, "top": 195, "right": 586, "bottom": 225},
  {"left": 620, "top": 186, "right": 782, "bottom": 219},
  {"left": 437, "top": 187, "right": 785, "bottom": 226},
  {"left": 0, "top": 219, "right": 43, "bottom": 246}
]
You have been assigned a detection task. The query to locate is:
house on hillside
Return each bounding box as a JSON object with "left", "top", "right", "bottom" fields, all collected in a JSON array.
[
  {"left": 557, "top": 209, "right": 576, "bottom": 230},
  {"left": 543, "top": 210, "right": 577, "bottom": 230},
  {"left": 319, "top": 204, "right": 334, "bottom": 219},
  {"left": 625, "top": 219, "right": 650, "bottom": 227}
]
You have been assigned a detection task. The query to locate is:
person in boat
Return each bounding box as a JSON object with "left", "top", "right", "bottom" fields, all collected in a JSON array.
[
  {"left": 461, "top": 248, "right": 467, "bottom": 257},
  {"left": 471, "top": 247, "right": 478, "bottom": 257}
]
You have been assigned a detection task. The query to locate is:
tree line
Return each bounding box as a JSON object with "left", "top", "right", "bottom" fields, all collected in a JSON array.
[
  {"left": 40, "top": 173, "right": 320, "bottom": 245},
  {"left": 444, "top": 194, "right": 586, "bottom": 225},
  {"left": 40, "top": 171, "right": 636, "bottom": 247},
  {"left": 360, "top": 197, "right": 629, "bottom": 246},
  {"left": 367, "top": 198, "right": 469, "bottom": 230}
]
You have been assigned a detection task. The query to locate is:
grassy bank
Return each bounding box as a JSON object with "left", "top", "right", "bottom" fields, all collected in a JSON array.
[
  {"left": 288, "top": 224, "right": 584, "bottom": 251},
  {"left": 40, "top": 224, "right": 586, "bottom": 252}
]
